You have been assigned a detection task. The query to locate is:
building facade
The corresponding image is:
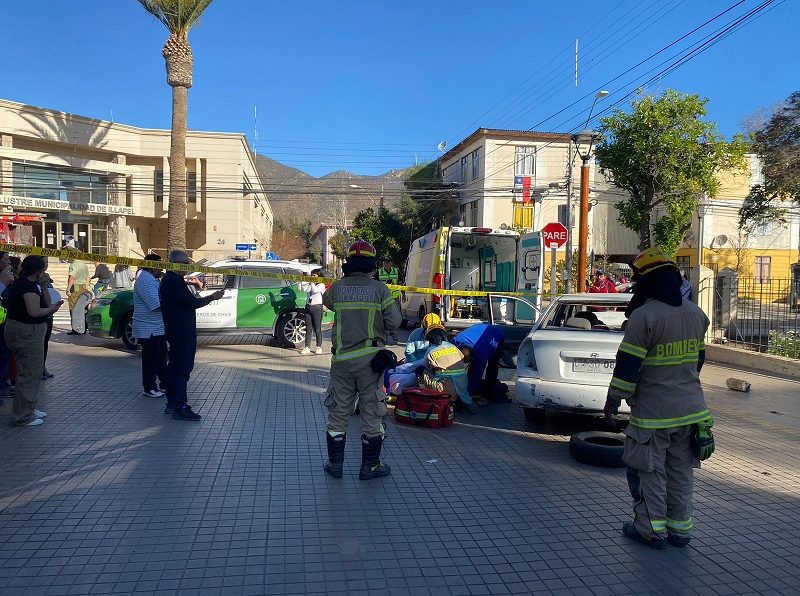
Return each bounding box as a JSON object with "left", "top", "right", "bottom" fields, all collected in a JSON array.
[
  {"left": 0, "top": 98, "right": 272, "bottom": 261},
  {"left": 438, "top": 128, "right": 599, "bottom": 255}
]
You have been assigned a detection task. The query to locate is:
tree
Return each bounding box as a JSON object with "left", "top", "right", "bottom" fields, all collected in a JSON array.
[
  {"left": 349, "top": 207, "right": 407, "bottom": 265},
  {"left": 596, "top": 89, "right": 746, "bottom": 255},
  {"left": 739, "top": 91, "right": 800, "bottom": 226},
  {"left": 271, "top": 219, "right": 314, "bottom": 260},
  {"left": 403, "top": 162, "right": 460, "bottom": 233},
  {"left": 136, "top": 0, "right": 214, "bottom": 252}
]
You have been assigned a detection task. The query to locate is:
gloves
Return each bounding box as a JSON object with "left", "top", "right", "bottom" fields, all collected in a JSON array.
[
  {"left": 370, "top": 349, "right": 398, "bottom": 373},
  {"left": 694, "top": 417, "right": 715, "bottom": 461},
  {"left": 603, "top": 398, "right": 618, "bottom": 418}
]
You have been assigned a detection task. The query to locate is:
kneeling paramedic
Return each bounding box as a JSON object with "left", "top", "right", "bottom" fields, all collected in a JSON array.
[
  {"left": 323, "top": 240, "right": 401, "bottom": 480},
  {"left": 605, "top": 248, "right": 715, "bottom": 550},
  {"left": 417, "top": 324, "right": 476, "bottom": 414}
]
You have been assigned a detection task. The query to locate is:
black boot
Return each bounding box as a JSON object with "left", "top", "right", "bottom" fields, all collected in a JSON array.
[
  {"left": 324, "top": 433, "right": 346, "bottom": 478},
  {"left": 359, "top": 435, "right": 391, "bottom": 481}
]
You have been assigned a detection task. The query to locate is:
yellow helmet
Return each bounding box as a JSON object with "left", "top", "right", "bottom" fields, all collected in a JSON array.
[
  {"left": 630, "top": 247, "right": 679, "bottom": 277},
  {"left": 421, "top": 313, "right": 442, "bottom": 330}
]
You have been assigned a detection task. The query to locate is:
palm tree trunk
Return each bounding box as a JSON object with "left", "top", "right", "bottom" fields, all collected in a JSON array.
[{"left": 168, "top": 85, "right": 188, "bottom": 252}]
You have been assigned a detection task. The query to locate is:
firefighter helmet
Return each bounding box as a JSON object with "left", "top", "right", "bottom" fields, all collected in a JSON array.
[
  {"left": 630, "top": 247, "right": 679, "bottom": 277},
  {"left": 421, "top": 312, "right": 442, "bottom": 331},
  {"left": 346, "top": 239, "right": 377, "bottom": 259}
]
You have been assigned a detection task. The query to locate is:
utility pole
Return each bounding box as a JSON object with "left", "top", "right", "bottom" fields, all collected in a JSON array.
[
  {"left": 577, "top": 152, "right": 591, "bottom": 292},
  {"left": 564, "top": 139, "right": 574, "bottom": 293}
]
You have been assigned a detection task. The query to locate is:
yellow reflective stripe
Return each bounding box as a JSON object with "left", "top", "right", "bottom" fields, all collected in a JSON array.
[
  {"left": 610, "top": 377, "right": 636, "bottom": 392},
  {"left": 368, "top": 309, "right": 376, "bottom": 340},
  {"left": 643, "top": 356, "right": 699, "bottom": 367},
  {"left": 666, "top": 517, "right": 693, "bottom": 531},
  {"left": 332, "top": 345, "right": 381, "bottom": 362},
  {"left": 336, "top": 320, "right": 342, "bottom": 354},
  {"left": 651, "top": 519, "right": 667, "bottom": 531},
  {"left": 619, "top": 341, "right": 647, "bottom": 358},
  {"left": 631, "top": 409, "right": 711, "bottom": 430},
  {"left": 435, "top": 369, "right": 467, "bottom": 377},
  {"left": 381, "top": 296, "right": 396, "bottom": 308},
  {"left": 336, "top": 302, "right": 382, "bottom": 310},
  {"left": 395, "top": 409, "right": 442, "bottom": 420}
]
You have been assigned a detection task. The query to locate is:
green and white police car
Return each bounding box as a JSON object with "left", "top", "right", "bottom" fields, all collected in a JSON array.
[{"left": 87, "top": 259, "right": 333, "bottom": 349}]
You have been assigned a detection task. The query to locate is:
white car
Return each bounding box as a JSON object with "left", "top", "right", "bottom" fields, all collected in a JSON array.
[{"left": 515, "top": 293, "right": 633, "bottom": 420}]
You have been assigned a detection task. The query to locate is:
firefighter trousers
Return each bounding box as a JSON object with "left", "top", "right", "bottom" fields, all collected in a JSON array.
[
  {"left": 623, "top": 424, "right": 696, "bottom": 540},
  {"left": 325, "top": 360, "right": 387, "bottom": 439}
]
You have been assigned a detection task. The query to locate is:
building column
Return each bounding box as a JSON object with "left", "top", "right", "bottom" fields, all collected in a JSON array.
[
  {"left": 108, "top": 154, "right": 127, "bottom": 256},
  {"left": 0, "top": 135, "right": 13, "bottom": 196}
]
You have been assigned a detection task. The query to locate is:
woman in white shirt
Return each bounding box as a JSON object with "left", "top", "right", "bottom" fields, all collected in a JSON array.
[{"left": 299, "top": 269, "right": 326, "bottom": 355}]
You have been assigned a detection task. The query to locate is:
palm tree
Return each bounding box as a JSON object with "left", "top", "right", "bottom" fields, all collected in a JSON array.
[{"left": 136, "top": 0, "right": 214, "bottom": 251}]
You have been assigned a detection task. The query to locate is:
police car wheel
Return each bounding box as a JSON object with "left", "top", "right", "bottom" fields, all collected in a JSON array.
[
  {"left": 120, "top": 314, "right": 139, "bottom": 350},
  {"left": 569, "top": 431, "right": 626, "bottom": 468},
  {"left": 276, "top": 311, "right": 307, "bottom": 349}
]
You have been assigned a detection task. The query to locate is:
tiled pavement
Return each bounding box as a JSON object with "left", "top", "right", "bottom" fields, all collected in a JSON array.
[{"left": 0, "top": 328, "right": 799, "bottom": 595}]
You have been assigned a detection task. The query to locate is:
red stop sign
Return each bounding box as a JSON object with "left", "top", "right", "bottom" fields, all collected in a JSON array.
[{"left": 542, "top": 222, "right": 569, "bottom": 248}]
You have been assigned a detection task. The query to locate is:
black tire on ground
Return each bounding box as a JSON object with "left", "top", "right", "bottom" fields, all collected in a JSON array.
[
  {"left": 400, "top": 318, "right": 408, "bottom": 329},
  {"left": 524, "top": 407, "right": 545, "bottom": 422},
  {"left": 120, "top": 313, "right": 139, "bottom": 350},
  {"left": 569, "top": 431, "right": 626, "bottom": 468},
  {"left": 500, "top": 349, "right": 517, "bottom": 368},
  {"left": 275, "top": 310, "right": 307, "bottom": 349}
]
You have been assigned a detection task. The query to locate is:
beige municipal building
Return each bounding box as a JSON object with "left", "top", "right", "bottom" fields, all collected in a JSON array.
[{"left": 0, "top": 98, "right": 273, "bottom": 260}]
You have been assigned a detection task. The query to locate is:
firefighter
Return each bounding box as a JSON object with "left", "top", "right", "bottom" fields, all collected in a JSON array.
[
  {"left": 605, "top": 247, "right": 715, "bottom": 549},
  {"left": 323, "top": 240, "right": 401, "bottom": 481},
  {"left": 376, "top": 256, "right": 401, "bottom": 344}
]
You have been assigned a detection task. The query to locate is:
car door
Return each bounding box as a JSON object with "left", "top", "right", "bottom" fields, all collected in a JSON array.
[
  {"left": 516, "top": 231, "right": 544, "bottom": 317},
  {"left": 235, "top": 267, "right": 288, "bottom": 329},
  {"left": 488, "top": 294, "right": 540, "bottom": 366},
  {"left": 196, "top": 271, "right": 237, "bottom": 330}
]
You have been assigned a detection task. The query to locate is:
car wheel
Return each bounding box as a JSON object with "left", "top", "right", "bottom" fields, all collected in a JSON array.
[
  {"left": 524, "top": 407, "right": 545, "bottom": 422},
  {"left": 417, "top": 306, "right": 426, "bottom": 328},
  {"left": 569, "top": 431, "right": 626, "bottom": 468},
  {"left": 120, "top": 314, "right": 139, "bottom": 350},
  {"left": 276, "top": 311, "right": 307, "bottom": 349}
]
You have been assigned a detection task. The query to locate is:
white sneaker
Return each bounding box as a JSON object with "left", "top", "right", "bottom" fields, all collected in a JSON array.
[
  {"left": 33, "top": 410, "right": 47, "bottom": 419},
  {"left": 315, "top": 347, "right": 323, "bottom": 355},
  {"left": 143, "top": 389, "right": 165, "bottom": 398},
  {"left": 26, "top": 418, "right": 44, "bottom": 426},
  {"left": 300, "top": 347, "right": 312, "bottom": 355}
]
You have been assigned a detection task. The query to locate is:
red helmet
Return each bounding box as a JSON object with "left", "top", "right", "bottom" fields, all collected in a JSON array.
[{"left": 347, "top": 239, "right": 376, "bottom": 259}]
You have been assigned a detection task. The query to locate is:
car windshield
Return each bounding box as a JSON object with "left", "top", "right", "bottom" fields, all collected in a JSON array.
[{"left": 543, "top": 301, "right": 628, "bottom": 331}]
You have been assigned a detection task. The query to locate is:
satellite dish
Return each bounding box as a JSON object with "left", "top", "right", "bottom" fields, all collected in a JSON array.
[
  {"left": 437, "top": 140, "right": 447, "bottom": 152},
  {"left": 714, "top": 234, "right": 728, "bottom": 246}
]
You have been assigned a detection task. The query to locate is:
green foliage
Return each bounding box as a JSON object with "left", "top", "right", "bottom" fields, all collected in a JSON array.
[
  {"left": 403, "top": 162, "right": 460, "bottom": 233},
  {"left": 329, "top": 232, "right": 348, "bottom": 262},
  {"left": 768, "top": 331, "right": 800, "bottom": 359},
  {"left": 349, "top": 208, "right": 407, "bottom": 265},
  {"left": 739, "top": 91, "right": 800, "bottom": 225},
  {"left": 596, "top": 89, "right": 747, "bottom": 255},
  {"left": 136, "top": 0, "right": 214, "bottom": 37}
]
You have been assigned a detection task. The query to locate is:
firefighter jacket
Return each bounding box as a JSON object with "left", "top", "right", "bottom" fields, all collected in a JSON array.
[
  {"left": 377, "top": 266, "right": 401, "bottom": 300},
  {"left": 424, "top": 341, "right": 471, "bottom": 404},
  {"left": 607, "top": 298, "right": 710, "bottom": 430},
  {"left": 323, "top": 272, "right": 401, "bottom": 370}
]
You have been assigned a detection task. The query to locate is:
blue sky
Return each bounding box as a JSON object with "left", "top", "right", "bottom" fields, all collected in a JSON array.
[{"left": 5, "top": 0, "right": 797, "bottom": 176}]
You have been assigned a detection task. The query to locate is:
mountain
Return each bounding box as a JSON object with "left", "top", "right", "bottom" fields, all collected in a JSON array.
[{"left": 255, "top": 154, "right": 414, "bottom": 227}]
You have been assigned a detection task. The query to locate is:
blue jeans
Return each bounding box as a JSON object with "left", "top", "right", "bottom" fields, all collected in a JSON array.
[{"left": 93, "top": 279, "right": 110, "bottom": 295}]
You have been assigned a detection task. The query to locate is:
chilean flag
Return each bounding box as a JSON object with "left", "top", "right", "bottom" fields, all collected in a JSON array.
[{"left": 522, "top": 176, "right": 531, "bottom": 204}]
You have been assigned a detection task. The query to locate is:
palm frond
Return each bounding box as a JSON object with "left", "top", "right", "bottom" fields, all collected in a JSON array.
[{"left": 136, "top": 0, "right": 214, "bottom": 37}]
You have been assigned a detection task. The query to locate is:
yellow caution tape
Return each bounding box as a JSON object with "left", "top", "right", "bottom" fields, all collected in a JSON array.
[{"left": 0, "top": 243, "right": 547, "bottom": 298}]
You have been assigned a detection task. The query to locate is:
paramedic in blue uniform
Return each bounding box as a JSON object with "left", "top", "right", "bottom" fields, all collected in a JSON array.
[{"left": 451, "top": 323, "right": 509, "bottom": 401}]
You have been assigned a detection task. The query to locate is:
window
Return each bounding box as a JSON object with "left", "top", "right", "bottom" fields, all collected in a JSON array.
[
  {"left": 460, "top": 156, "right": 468, "bottom": 182},
  {"left": 752, "top": 221, "right": 773, "bottom": 236},
  {"left": 514, "top": 146, "right": 536, "bottom": 176},
  {"left": 154, "top": 171, "right": 164, "bottom": 202},
  {"left": 676, "top": 255, "right": 690, "bottom": 270},
  {"left": 557, "top": 204, "right": 569, "bottom": 227},
  {"left": 239, "top": 273, "right": 283, "bottom": 289},
  {"left": 754, "top": 256, "right": 771, "bottom": 283},
  {"left": 469, "top": 201, "right": 478, "bottom": 227},
  {"left": 187, "top": 172, "right": 197, "bottom": 203},
  {"left": 513, "top": 205, "right": 533, "bottom": 229},
  {"left": 471, "top": 149, "right": 480, "bottom": 180}
]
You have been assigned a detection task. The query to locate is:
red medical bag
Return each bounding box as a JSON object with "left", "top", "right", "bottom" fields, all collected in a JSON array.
[{"left": 394, "top": 387, "right": 454, "bottom": 428}]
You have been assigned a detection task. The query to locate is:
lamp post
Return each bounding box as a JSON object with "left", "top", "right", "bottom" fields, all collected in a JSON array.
[{"left": 574, "top": 90, "right": 608, "bottom": 292}]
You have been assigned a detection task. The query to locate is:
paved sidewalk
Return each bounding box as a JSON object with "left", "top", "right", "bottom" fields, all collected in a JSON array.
[{"left": 0, "top": 330, "right": 798, "bottom": 595}]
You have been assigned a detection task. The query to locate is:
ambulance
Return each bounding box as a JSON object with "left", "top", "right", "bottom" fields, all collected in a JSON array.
[{"left": 401, "top": 226, "right": 544, "bottom": 359}]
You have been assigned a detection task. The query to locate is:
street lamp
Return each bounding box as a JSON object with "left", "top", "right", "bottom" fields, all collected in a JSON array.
[
  {"left": 574, "top": 90, "right": 608, "bottom": 293},
  {"left": 349, "top": 183, "right": 384, "bottom": 212}
]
